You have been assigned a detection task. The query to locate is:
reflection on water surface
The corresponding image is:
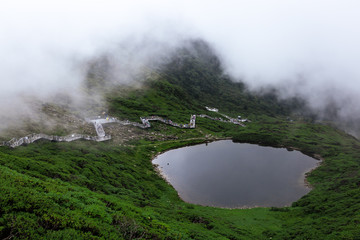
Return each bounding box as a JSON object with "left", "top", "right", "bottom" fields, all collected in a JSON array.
[{"left": 153, "top": 140, "right": 318, "bottom": 208}]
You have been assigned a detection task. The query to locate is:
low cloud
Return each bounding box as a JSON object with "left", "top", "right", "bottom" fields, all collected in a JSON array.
[{"left": 1, "top": 0, "right": 360, "bottom": 136}]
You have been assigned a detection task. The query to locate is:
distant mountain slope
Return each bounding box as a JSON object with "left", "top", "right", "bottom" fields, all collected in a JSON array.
[{"left": 160, "top": 39, "right": 306, "bottom": 118}]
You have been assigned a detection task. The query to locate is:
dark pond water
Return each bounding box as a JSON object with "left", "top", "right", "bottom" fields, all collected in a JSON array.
[{"left": 152, "top": 140, "right": 319, "bottom": 208}]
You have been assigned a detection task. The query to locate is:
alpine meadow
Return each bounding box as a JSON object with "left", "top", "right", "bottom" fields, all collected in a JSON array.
[{"left": 1, "top": 1, "right": 360, "bottom": 239}]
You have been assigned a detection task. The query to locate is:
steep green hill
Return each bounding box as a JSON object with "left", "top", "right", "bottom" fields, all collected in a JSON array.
[
  {"left": 1, "top": 41, "right": 360, "bottom": 239},
  {"left": 108, "top": 40, "right": 305, "bottom": 122}
]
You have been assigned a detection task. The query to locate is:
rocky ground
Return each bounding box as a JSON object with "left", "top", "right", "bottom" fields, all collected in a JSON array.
[
  {"left": 0, "top": 102, "right": 179, "bottom": 145},
  {"left": 103, "top": 123, "right": 178, "bottom": 144}
]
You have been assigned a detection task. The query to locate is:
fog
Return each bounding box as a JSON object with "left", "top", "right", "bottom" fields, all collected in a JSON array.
[{"left": 1, "top": 0, "right": 360, "bottom": 135}]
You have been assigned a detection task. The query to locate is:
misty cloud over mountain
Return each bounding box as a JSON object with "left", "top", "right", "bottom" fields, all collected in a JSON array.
[{"left": 1, "top": 0, "right": 360, "bottom": 136}]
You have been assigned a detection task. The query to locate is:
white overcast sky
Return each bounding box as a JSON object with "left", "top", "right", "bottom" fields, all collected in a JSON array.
[{"left": 1, "top": 0, "right": 360, "bottom": 117}]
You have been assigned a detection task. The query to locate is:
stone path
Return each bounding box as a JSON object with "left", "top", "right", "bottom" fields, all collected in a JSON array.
[
  {"left": 1, "top": 109, "right": 248, "bottom": 148},
  {"left": 0, "top": 133, "right": 111, "bottom": 148}
]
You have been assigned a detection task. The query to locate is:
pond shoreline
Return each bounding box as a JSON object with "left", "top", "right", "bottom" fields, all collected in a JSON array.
[{"left": 152, "top": 139, "right": 321, "bottom": 209}]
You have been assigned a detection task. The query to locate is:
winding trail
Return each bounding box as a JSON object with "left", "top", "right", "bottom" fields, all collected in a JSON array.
[
  {"left": 0, "top": 133, "right": 111, "bottom": 148},
  {"left": 1, "top": 110, "right": 247, "bottom": 148}
]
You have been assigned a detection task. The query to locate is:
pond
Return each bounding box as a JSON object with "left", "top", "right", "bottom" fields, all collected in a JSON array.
[{"left": 152, "top": 140, "right": 319, "bottom": 208}]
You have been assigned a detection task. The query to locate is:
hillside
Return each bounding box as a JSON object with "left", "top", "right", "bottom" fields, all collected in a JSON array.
[{"left": 1, "top": 41, "right": 360, "bottom": 239}]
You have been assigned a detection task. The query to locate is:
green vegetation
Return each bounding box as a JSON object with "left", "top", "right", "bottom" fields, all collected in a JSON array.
[
  {"left": 0, "top": 140, "right": 285, "bottom": 239},
  {"left": 1, "top": 40, "right": 360, "bottom": 239}
]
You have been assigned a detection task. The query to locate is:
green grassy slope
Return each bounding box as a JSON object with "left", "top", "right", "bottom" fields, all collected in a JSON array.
[
  {"left": 0, "top": 140, "right": 285, "bottom": 239},
  {"left": 1, "top": 40, "right": 360, "bottom": 239},
  {"left": 1, "top": 115, "right": 360, "bottom": 239}
]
